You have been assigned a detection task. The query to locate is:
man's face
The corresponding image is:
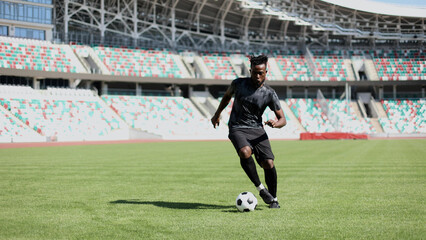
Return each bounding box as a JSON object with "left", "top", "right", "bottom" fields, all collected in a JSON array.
[{"left": 250, "top": 63, "right": 267, "bottom": 88}]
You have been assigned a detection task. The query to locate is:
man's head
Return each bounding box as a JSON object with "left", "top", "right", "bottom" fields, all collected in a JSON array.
[{"left": 249, "top": 55, "right": 268, "bottom": 88}]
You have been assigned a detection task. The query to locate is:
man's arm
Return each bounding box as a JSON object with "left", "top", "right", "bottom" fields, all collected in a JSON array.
[
  {"left": 264, "top": 108, "right": 287, "bottom": 129},
  {"left": 211, "top": 84, "right": 234, "bottom": 128}
]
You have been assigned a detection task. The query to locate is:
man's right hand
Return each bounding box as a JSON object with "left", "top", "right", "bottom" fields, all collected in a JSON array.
[
  {"left": 211, "top": 115, "right": 220, "bottom": 128},
  {"left": 210, "top": 84, "right": 234, "bottom": 129}
]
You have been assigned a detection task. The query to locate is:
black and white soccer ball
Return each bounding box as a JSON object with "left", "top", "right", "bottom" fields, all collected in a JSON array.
[{"left": 235, "top": 192, "right": 258, "bottom": 212}]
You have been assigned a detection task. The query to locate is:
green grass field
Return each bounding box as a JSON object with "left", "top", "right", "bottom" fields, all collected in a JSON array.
[{"left": 0, "top": 139, "right": 425, "bottom": 239}]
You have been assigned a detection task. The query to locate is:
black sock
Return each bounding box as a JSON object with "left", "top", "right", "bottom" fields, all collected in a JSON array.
[
  {"left": 240, "top": 156, "right": 261, "bottom": 187},
  {"left": 264, "top": 167, "right": 277, "bottom": 198}
]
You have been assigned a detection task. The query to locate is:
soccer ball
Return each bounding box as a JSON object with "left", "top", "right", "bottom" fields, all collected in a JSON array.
[{"left": 235, "top": 192, "right": 258, "bottom": 212}]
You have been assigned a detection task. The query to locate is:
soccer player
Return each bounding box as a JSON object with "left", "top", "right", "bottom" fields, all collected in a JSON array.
[{"left": 211, "top": 55, "right": 286, "bottom": 209}]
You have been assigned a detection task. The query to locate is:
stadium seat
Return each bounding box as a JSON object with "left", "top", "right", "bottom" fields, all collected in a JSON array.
[
  {"left": 0, "top": 37, "right": 84, "bottom": 73},
  {"left": 371, "top": 49, "right": 426, "bottom": 81},
  {"left": 0, "top": 85, "right": 127, "bottom": 141},
  {"left": 310, "top": 50, "right": 349, "bottom": 81},
  {"left": 274, "top": 50, "right": 312, "bottom": 81},
  {"left": 201, "top": 52, "right": 239, "bottom": 80},
  {"left": 286, "top": 98, "right": 335, "bottom": 133},
  {"left": 380, "top": 99, "right": 425, "bottom": 133},
  {"left": 93, "top": 46, "right": 186, "bottom": 78},
  {"left": 0, "top": 104, "right": 44, "bottom": 142},
  {"left": 285, "top": 98, "right": 376, "bottom": 133},
  {"left": 326, "top": 99, "right": 376, "bottom": 134},
  {"left": 101, "top": 95, "right": 228, "bottom": 140}
]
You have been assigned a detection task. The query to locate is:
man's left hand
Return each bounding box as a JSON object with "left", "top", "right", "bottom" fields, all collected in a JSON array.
[{"left": 264, "top": 119, "right": 277, "bottom": 128}]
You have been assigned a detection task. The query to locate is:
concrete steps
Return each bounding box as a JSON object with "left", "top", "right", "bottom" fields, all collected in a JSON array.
[
  {"left": 172, "top": 54, "right": 191, "bottom": 78},
  {"left": 370, "top": 118, "right": 384, "bottom": 133},
  {"left": 194, "top": 56, "right": 213, "bottom": 79},
  {"left": 350, "top": 101, "right": 363, "bottom": 119},
  {"left": 364, "top": 59, "right": 379, "bottom": 81},
  {"left": 268, "top": 58, "right": 285, "bottom": 80},
  {"left": 344, "top": 59, "right": 356, "bottom": 81},
  {"left": 374, "top": 100, "right": 387, "bottom": 118}
]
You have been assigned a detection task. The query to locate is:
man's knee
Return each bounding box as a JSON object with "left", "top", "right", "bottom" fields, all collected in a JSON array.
[
  {"left": 261, "top": 159, "right": 274, "bottom": 169},
  {"left": 238, "top": 146, "right": 252, "bottom": 159}
]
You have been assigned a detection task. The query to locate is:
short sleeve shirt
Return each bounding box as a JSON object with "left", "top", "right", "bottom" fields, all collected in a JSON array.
[{"left": 228, "top": 78, "right": 281, "bottom": 129}]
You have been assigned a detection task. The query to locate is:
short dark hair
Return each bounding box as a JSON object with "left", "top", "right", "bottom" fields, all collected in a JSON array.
[{"left": 250, "top": 55, "right": 268, "bottom": 67}]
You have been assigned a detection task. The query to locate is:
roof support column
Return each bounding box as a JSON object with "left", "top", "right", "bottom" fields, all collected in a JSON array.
[
  {"left": 64, "top": 0, "right": 69, "bottom": 43},
  {"left": 220, "top": 20, "right": 225, "bottom": 49},
  {"left": 171, "top": 5, "right": 176, "bottom": 50},
  {"left": 263, "top": 16, "right": 271, "bottom": 46},
  {"left": 100, "top": 0, "right": 105, "bottom": 44},
  {"left": 132, "top": 0, "right": 138, "bottom": 47},
  {"left": 220, "top": 0, "right": 233, "bottom": 50},
  {"left": 243, "top": 9, "right": 254, "bottom": 49}
]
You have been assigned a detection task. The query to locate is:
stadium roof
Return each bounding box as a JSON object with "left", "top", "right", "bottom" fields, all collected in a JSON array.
[
  {"left": 321, "top": 0, "right": 426, "bottom": 18},
  {"left": 57, "top": 0, "right": 425, "bottom": 50}
]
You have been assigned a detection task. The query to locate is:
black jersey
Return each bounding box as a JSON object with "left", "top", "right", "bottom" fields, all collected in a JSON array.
[{"left": 228, "top": 78, "right": 281, "bottom": 129}]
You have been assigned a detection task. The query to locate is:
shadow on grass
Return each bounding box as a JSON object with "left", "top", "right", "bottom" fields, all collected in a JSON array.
[{"left": 110, "top": 199, "right": 235, "bottom": 211}]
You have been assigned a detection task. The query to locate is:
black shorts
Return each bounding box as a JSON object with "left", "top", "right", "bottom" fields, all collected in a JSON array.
[{"left": 228, "top": 127, "right": 274, "bottom": 163}]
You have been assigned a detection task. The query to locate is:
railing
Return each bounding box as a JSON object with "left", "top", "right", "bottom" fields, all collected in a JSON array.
[
  {"left": 304, "top": 47, "right": 316, "bottom": 80},
  {"left": 317, "top": 89, "right": 339, "bottom": 131},
  {"left": 106, "top": 89, "right": 172, "bottom": 97}
]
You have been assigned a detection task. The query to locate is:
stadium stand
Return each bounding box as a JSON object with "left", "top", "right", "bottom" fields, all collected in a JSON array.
[
  {"left": 0, "top": 82, "right": 424, "bottom": 142},
  {"left": 93, "top": 46, "right": 189, "bottom": 78},
  {"left": 326, "top": 99, "right": 376, "bottom": 134},
  {"left": 380, "top": 99, "right": 426, "bottom": 133},
  {"left": 0, "top": 85, "right": 129, "bottom": 142},
  {"left": 0, "top": 105, "right": 45, "bottom": 143},
  {"left": 378, "top": 118, "right": 401, "bottom": 134},
  {"left": 370, "top": 49, "right": 426, "bottom": 81},
  {"left": 310, "top": 50, "right": 349, "bottom": 81},
  {"left": 200, "top": 52, "right": 239, "bottom": 80},
  {"left": 0, "top": 37, "right": 86, "bottom": 73},
  {"left": 286, "top": 98, "right": 335, "bottom": 133},
  {"left": 285, "top": 98, "right": 379, "bottom": 134},
  {"left": 273, "top": 50, "right": 312, "bottom": 81},
  {"left": 101, "top": 95, "right": 229, "bottom": 140}
]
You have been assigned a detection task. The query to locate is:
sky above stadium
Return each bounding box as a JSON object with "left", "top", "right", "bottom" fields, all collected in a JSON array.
[
  {"left": 320, "top": 0, "right": 426, "bottom": 17},
  {"left": 372, "top": 0, "right": 426, "bottom": 7}
]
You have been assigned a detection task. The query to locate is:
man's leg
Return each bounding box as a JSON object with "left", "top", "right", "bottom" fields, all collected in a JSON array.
[
  {"left": 262, "top": 160, "right": 277, "bottom": 197},
  {"left": 238, "top": 146, "right": 261, "bottom": 187},
  {"left": 239, "top": 146, "right": 274, "bottom": 204},
  {"left": 251, "top": 130, "right": 280, "bottom": 209},
  {"left": 229, "top": 129, "right": 274, "bottom": 204},
  {"left": 261, "top": 160, "right": 279, "bottom": 208}
]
